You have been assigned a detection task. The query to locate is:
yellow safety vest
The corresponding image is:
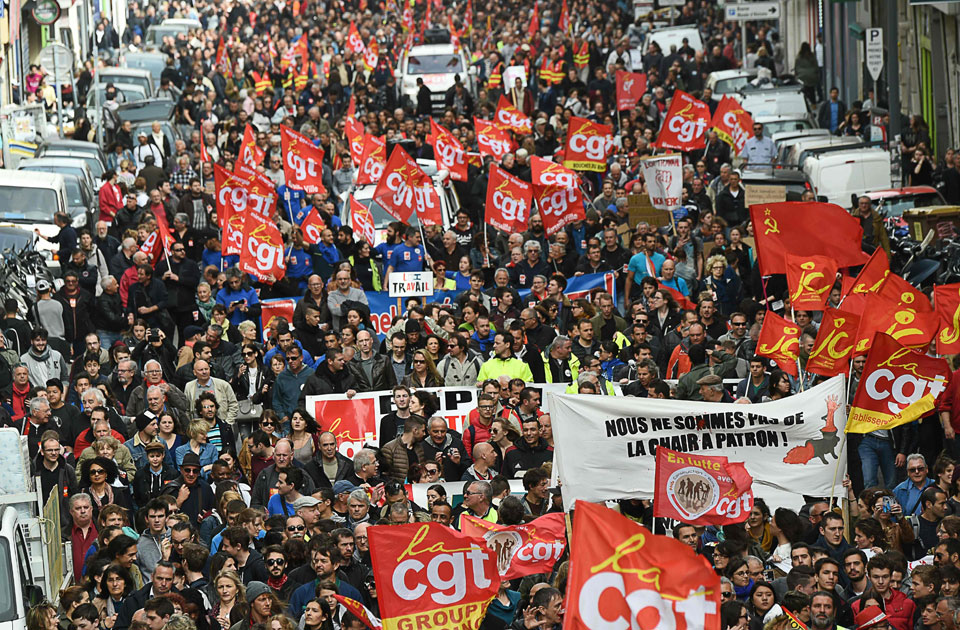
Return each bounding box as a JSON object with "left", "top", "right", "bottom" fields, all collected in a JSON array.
[
  {"left": 487, "top": 62, "right": 503, "bottom": 89},
  {"left": 251, "top": 71, "right": 271, "bottom": 96},
  {"left": 574, "top": 41, "right": 589, "bottom": 68}
]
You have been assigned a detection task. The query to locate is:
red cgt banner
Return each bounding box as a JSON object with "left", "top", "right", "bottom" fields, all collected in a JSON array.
[
  {"left": 357, "top": 135, "right": 387, "bottom": 186},
  {"left": 475, "top": 117, "right": 515, "bottom": 160},
  {"left": 565, "top": 501, "right": 721, "bottom": 630},
  {"left": 345, "top": 117, "right": 365, "bottom": 167},
  {"left": 656, "top": 91, "right": 710, "bottom": 152},
  {"left": 710, "top": 96, "right": 754, "bottom": 154},
  {"left": 280, "top": 125, "right": 326, "bottom": 195},
  {"left": 214, "top": 164, "right": 250, "bottom": 256},
  {"left": 653, "top": 447, "right": 753, "bottom": 525},
  {"left": 369, "top": 522, "right": 499, "bottom": 630},
  {"left": 460, "top": 513, "right": 566, "bottom": 580},
  {"left": 373, "top": 145, "right": 441, "bottom": 226},
  {"left": 494, "top": 95, "right": 532, "bottom": 134},
  {"left": 429, "top": 118, "right": 468, "bottom": 182},
  {"left": 485, "top": 164, "right": 532, "bottom": 234},
  {"left": 239, "top": 211, "right": 286, "bottom": 284},
  {"left": 530, "top": 155, "right": 584, "bottom": 237},
  {"left": 616, "top": 70, "right": 647, "bottom": 112},
  {"left": 563, "top": 116, "right": 612, "bottom": 172}
]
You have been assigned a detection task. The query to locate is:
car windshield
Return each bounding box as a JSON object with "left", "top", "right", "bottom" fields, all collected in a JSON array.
[
  {"left": 88, "top": 85, "right": 145, "bottom": 107},
  {"left": 715, "top": 76, "right": 752, "bottom": 94},
  {"left": 406, "top": 54, "right": 462, "bottom": 74},
  {"left": 761, "top": 119, "right": 813, "bottom": 135},
  {"left": 21, "top": 165, "right": 85, "bottom": 182},
  {"left": 116, "top": 100, "right": 175, "bottom": 123},
  {"left": 145, "top": 26, "right": 185, "bottom": 44},
  {"left": 99, "top": 74, "right": 151, "bottom": 93},
  {"left": 0, "top": 539, "right": 14, "bottom": 622},
  {"left": 42, "top": 152, "right": 103, "bottom": 177},
  {"left": 64, "top": 178, "right": 85, "bottom": 207},
  {"left": 0, "top": 187, "right": 59, "bottom": 222},
  {"left": 881, "top": 193, "right": 943, "bottom": 217},
  {"left": 124, "top": 55, "right": 166, "bottom": 80}
]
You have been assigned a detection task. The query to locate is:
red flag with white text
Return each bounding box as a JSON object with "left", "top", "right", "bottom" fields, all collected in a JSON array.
[
  {"left": 239, "top": 211, "right": 286, "bottom": 284},
  {"left": 460, "top": 513, "right": 566, "bottom": 580},
  {"left": 239, "top": 124, "right": 265, "bottom": 168},
  {"left": 654, "top": 446, "right": 754, "bottom": 526},
  {"left": 530, "top": 155, "right": 583, "bottom": 237},
  {"left": 373, "top": 145, "right": 440, "bottom": 225},
  {"left": 475, "top": 117, "right": 516, "bottom": 160},
  {"left": 616, "top": 70, "right": 647, "bottom": 111},
  {"left": 563, "top": 116, "right": 613, "bottom": 172},
  {"left": 299, "top": 206, "right": 327, "bottom": 245},
  {"left": 656, "top": 90, "right": 711, "bottom": 152},
  {"left": 428, "top": 118, "right": 468, "bottom": 182},
  {"left": 495, "top": 95, "right": 532, "bottom": 134},
  {"left": 485, "top": 164, "right": 533, "bottom": 233},
  {"left": 280, "top": 125, "right": 326, "bottom": 195},
  {"left": 356, "top": 135, "right": 387, "bottom": 186},
  {"left": 350, "top": 196, "right": 377, "bottom": 245},
  {"left": 711, "top": 96, "right": 754, "bottom": 155}
]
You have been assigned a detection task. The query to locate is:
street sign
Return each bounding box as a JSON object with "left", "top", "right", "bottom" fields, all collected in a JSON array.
[
  {"left": 387, "top": 271, "right": 434, "bottom": 297},
  {"left": 724, "top": 2, "right": 780, "bottom": 20},
  {"left": 865, "top": 28, "right": 884, "bottom": 81},
  {"left": 36, "top": 43, "right": 73, "bottom": 84}
]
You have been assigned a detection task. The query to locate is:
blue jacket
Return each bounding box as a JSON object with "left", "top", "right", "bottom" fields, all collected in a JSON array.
[
  {"left": 273, "top": 366, "right": 316, "bottom": 419},
  {"left": 288, "top": 576, "right": 364, "bottom": 618}
]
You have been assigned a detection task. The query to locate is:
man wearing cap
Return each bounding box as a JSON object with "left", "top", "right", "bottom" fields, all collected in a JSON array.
[
  {"left": 332, "top": 480, "right": 357, "bottom": 520},
  {"left": 126, "top": 411, "right": 172, "bottom": 471},
  {"left": 132, "top": 440, "right": 177, "bottom": 509},
  {"left": 696, "top": 372, "right": 735, "bottom": 403},
  {"left": 161, "top": 451, "right": 215, "bottom": 526},
  {"left": 854, "top": 605, "right": 892, "bottom": 630},
  {"left": 292, "top": 495, "right": 324, "bottom": 537},
  {"left": 133, "top": 131, "right": 163, "bottom": 172}
]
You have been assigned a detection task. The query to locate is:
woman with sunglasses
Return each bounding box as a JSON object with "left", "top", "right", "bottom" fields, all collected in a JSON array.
[
  {"left": 403, "top": 350, "right": 444, "bottom": 388},
  {"left": 232, "top": 343, "right": 274, "bottom": 410},
  {"left": 238, "top": 412, "right": 282, "bottom": 481},
  {"left": 79, "top": 457, "right": 133, "bottom": 523}
]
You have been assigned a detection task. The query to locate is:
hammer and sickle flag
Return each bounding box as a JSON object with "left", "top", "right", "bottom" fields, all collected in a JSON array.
[
  {"left": 785, "top": 253, "right": 838, "bottom": 311},
  {"left": 749, "top": 202, "right": 869, "bottom": 276}
]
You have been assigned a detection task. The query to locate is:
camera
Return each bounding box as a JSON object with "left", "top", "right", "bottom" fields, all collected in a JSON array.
[{"left": 149, "top": 328, "right": 160, "bottom": 341}]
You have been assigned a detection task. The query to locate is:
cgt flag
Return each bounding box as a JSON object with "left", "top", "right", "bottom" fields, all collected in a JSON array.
[
  {"left": 369, "top": 522, "right": 499, "bottom": 630},
  {"left": 485, "top": 164, "right": 532, "bottom": 234},
  {"left": 563, "top": 116, "right": 612, "bottom": 172},
  {"left": 710, "top": 96, "right": 754, "bottom": 155},
  {"left": 345, "top": 117, "right": 365, "bottom": 166},
  {"left": 373, "top": 145, "right": 441, "bottom": 226},
  {"left": 846, "top": 332, "right": 951, "bottom": 433},
  {"left": 214, "top": 164, "right": 250, "bottom": 256},
  {"left": 428, "top": 118, "right": 468, "bottom": 181},
  {"left": 460, "top": 513, "right": 566, "bottom": 580},
  {"left": 749, "top": 202, "right": 869, "bottom": 276},
  {"left": 475, "top": 117, "right": 516, "bottom": 160},
  {"left": 495, "top": 95, "right": 533, "bottom": 134},
  {"left": 239, "top": 211, "right": 286, "bottom": 284},
  {"left": 530, "top": 156, "right": 584, "bottom": 237},
  {"left": 853, "top": 287, "right": 939, "bottom": 355},
  {"left": 656, "top": 90, "right": 710, "bottom": 152},
  {"left": 785, "top": 253, "right": 838, "bottom": 311},
  {"left": 357, "top": 135, "right": 387, "bottom": 186},
  {"left": 936, "top": 283, "right": 960, "bottom": 355},
  {"left": 616, "top": 70, "right": 647, "bottom": 111},
  {"left": 350, "top": 196, "right": 377, "bottom": 245},
  {"left": 756, "top": 310, "right": 801, "bottom": 376},
  {"left": 565, "top": 501, "right": 720, "bottom": 630},
  {"left": 332, "top": 595, "right": 381, "bottom": 630},
  {"left": 280, "top": 125, "right": 326, "bottom": 195},
  {"left": 239, "top": 124, "right": 266, "bottom": 168},
  {"left": 806, "top": 308, "right": 861, "bottom": 377},
  {"left": 654, "top": 447, "right": 754, "bottom": 525}
]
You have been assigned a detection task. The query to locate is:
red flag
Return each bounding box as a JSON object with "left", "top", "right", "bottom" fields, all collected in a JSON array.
[
  {"left": 877, "top": 272, "right": 933, "bottom": 312},
  {"left": 854, "top": 286, "right": 939, "bottom": 355},
  {"left": 563, "top": 116, "right": 613, "bottom": 172},
  {"left": 527, "top": 4, "right": 539, "bottom": 38},
  {"left": 428, "top": 119, "right": 468, "bottom": 182},
  {"left": 216, "top": 37, "right": 231, "bottom": 77},
  {"left": 239, "top": 124, "right": 266, "bottom": 169},
  {"left": 806, "top": 308, "right": 861, "bottom": 377},
  {"left": 345, "top": 117, "right": 365, "bottom": 167},
  {"left": 460, "top": 513, "right": 566, "bottom": 580},
  {"left": 347, "top": 93, "right": 357, "bottom": 119},
  {"left": 350, "top": 196, "right": 377, "bottom": 245},
  {"left": 214, "top": 164, "right": 249, "bottom": 256},
  {"left": 332, "top": 596, "right": 381, "bottom": 630},
  {"left": 373, "top": 145, "right": 439, "bottom": 225},
  {"left": 565, "top": 501, "right": 721, "bottom": 630},
  {"left": 530, "top": 155, "right": 583, "bottom": 237},
  {"left": 749, "top": 202, "right": 869, "bottom": 276},
  {"left": 464, "top": 0, "right": 473, "bottom": 32},
  {"left": 839, "top": 247, "right": 890, "bottom": 316},
  {"left": 153, "top": 207, "right": 176, "bottom": 255},
  {"left": 199, "top": 133, "right": 210, "bottom": 163},
  {"left": 233, "top": 161, "right": 277, "bottom": 217},
  {"left": 756, "top": 310, "right": 801, "bottom": 376},
  {"left": 654, "top": 447, "right": 754, "bottom": 525},
  {"left": 356, "top": 135, "right": 387, "bottom": 186},
  {"left": 239, "top": 211, "right": 286, "bottom": 284},
  {"left": 485, "top": 164, "right": 533, "bottom": 233},
  {"left": 494, "top": 95, "right": 533, "bottom": 135},
  {"left": 138, "top": 231, "right": 162, "bottom": 266},
  {"left": 474, "top": 117, "right": 516, "bottom": 161},
  {"left": 785, "top": 253, "right": 839, "bottom": 311},
  {"left": 299, "top": 206, "right": 327, "bottom": 245},
  {"left": 660, "top": 282, "right": 697, "bottom": 311},
  {"left": 369, "top": 522, "right": 499, "bottom": 630},
  {"left": 557, "top": 0, "right": 569, "bottom": 32},
  {"left": 615, "top": 70, "right": 647, "bottom": 111},
  {"left": 347, "top": 22, "right": 366, "bottom": 54},
  {"left": 936, "top": 284, "right": 960, "bottom": 355},
  {"left": 260, "top": 298, "right": 297, "bottom": 339},
  {"left": 847, "top": 332, "right": 951, "bottom": 433},
  {"left": 363, "top": 37, "right": 379, "bottom": 71},
  {"left": 280, "top": 125, "right": 326, "bottom": 195},
  {"left": 710, "top": 96, "right": 754, "bottom": 155},
  {"left": 656, "top": 90, "right": 711, "bottom": 152}
]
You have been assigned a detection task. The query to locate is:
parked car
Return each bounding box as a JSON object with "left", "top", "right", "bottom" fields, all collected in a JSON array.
[
  {"left": 34, "top": 140, "right": 107, "bottom": 179},
  {"left": 97, "top": 68, "right": 154, "bottom": 96},
  {"left": 121, "top": 52, "right": 168, "bottom": 84},
  {"left": 17, "top": 157, "right": 97, "bottom": 198}
]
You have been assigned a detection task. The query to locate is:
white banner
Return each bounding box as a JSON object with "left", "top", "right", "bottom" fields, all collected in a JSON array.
[
  {"left": 639, "top": 154, "right": 683, "bottom": 210},
  {"left": 549, "top": 376, "right": 848, "bottom": 510}
]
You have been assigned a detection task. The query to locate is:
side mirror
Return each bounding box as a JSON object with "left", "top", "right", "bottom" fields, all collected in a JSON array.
[{"left": 816, "top": 195, "right": 828, "bottom": 203}]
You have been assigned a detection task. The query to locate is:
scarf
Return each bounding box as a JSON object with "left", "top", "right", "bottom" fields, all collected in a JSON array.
[
  {"left": 90, "top": 484, "right": 115, "bottom": 511},
  {"left": 267, "top": 574, "right": 288, "bottom": 591},
  {"left": 734, "top": 579, "right": 754, "bottom": 601}
]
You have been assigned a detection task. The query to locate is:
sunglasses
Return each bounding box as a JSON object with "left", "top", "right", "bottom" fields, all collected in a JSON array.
[
  {"left": 413, "top": 359, "right": 425, "bottom": 364},
  {"left": 262, "top": 421, "right": 275, "bottom": 426},
  {"left": 89, "top": 468, "right": 106, "bottom": 476},
  {"left": 265, "top": 558, "right": 285, "bottom": 566},
  {"left": 287, "top": 525, "right": 305, "bottom": 532},
  {"left": 242, "top": 351, "right": 257, "bottom": 357},
  {"left": 182, "top": 467, "right": 200, "bottom": 474}
]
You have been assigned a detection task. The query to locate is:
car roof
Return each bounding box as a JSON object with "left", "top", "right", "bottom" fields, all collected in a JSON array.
[
  {"left": 709, "top": 69, "right": 757, "bottom": 81},
  {"left": 408, "top": 44, "right": 459, "bottom": 55},
  {"left": 161, "top": 18, "right": 201, "bottom": 26},
  {"left": 19, "top": 157, "right": 91, "bottom": 168},
  {"left": 754, "top": 114, "right": 812, "bottom": 122},
  {"left": 114, "top": 98, "right": 176, "bottom": 120},
  {"left": 741, "top": 170, "right": 809, "bottom": 183},
  {"left": 100, "top": 68, "right": 152, "bottom": 77},
  {"left": 40, "top": 139, "right": 101, "bottom": 150},
  {"left": 740, "top": 84, "right": 805, "bottom": 94},
  {"left": 865, "top": 186, "right": 939, "bottom": 199},
  {"left": 0, "top": 170, "right": 64, "bottom": 188}
]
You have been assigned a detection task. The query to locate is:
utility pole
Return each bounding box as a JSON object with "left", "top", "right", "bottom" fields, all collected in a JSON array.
[{"left": 887, "top": 0, "right": 901, "bottom": 142}]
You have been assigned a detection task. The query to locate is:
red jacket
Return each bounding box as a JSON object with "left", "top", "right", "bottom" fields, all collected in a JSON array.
[
  {"left": 851, "top": 589, "right": 915, "bottom": 630},
  {"left": 98, "top": 182, "right": 122, "bottom": 222}
]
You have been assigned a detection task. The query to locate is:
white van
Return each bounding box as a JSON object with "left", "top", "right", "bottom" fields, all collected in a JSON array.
[
  {"left": 802, "top": 148, "right": 892, "bottom": 207},
  {"left": 397, "top": 43, "right": 475, "bottom": 114},
  {"left": 738, "top": 85, "right": 810, "bottom": 118},
  {"left": 647, "top": 26, "right": 703, "bottom": 58},
  {"left": 782, "top": 136, "right": 863, "bottom": 169},
  {"left": 0, "top": 170, "right": 69, "bottom": 267}
]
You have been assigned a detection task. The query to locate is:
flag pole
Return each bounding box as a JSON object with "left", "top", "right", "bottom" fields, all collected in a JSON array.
[{"left": 791, "top": 304, "right": 805, "bottom": 392}]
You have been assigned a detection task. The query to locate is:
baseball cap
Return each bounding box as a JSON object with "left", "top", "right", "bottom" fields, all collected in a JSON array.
[
  {"left": 333, "top": 480, "right": 357, "bottom": 495},
  {"left": 291, "top": 496, "right": 322, "bottom": 509},
  {"left": 36, "top": 279, "right": 51, "bottom": 293},
  {"left": 855, "top": 606, "right": 890, "bottom": 630}
]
